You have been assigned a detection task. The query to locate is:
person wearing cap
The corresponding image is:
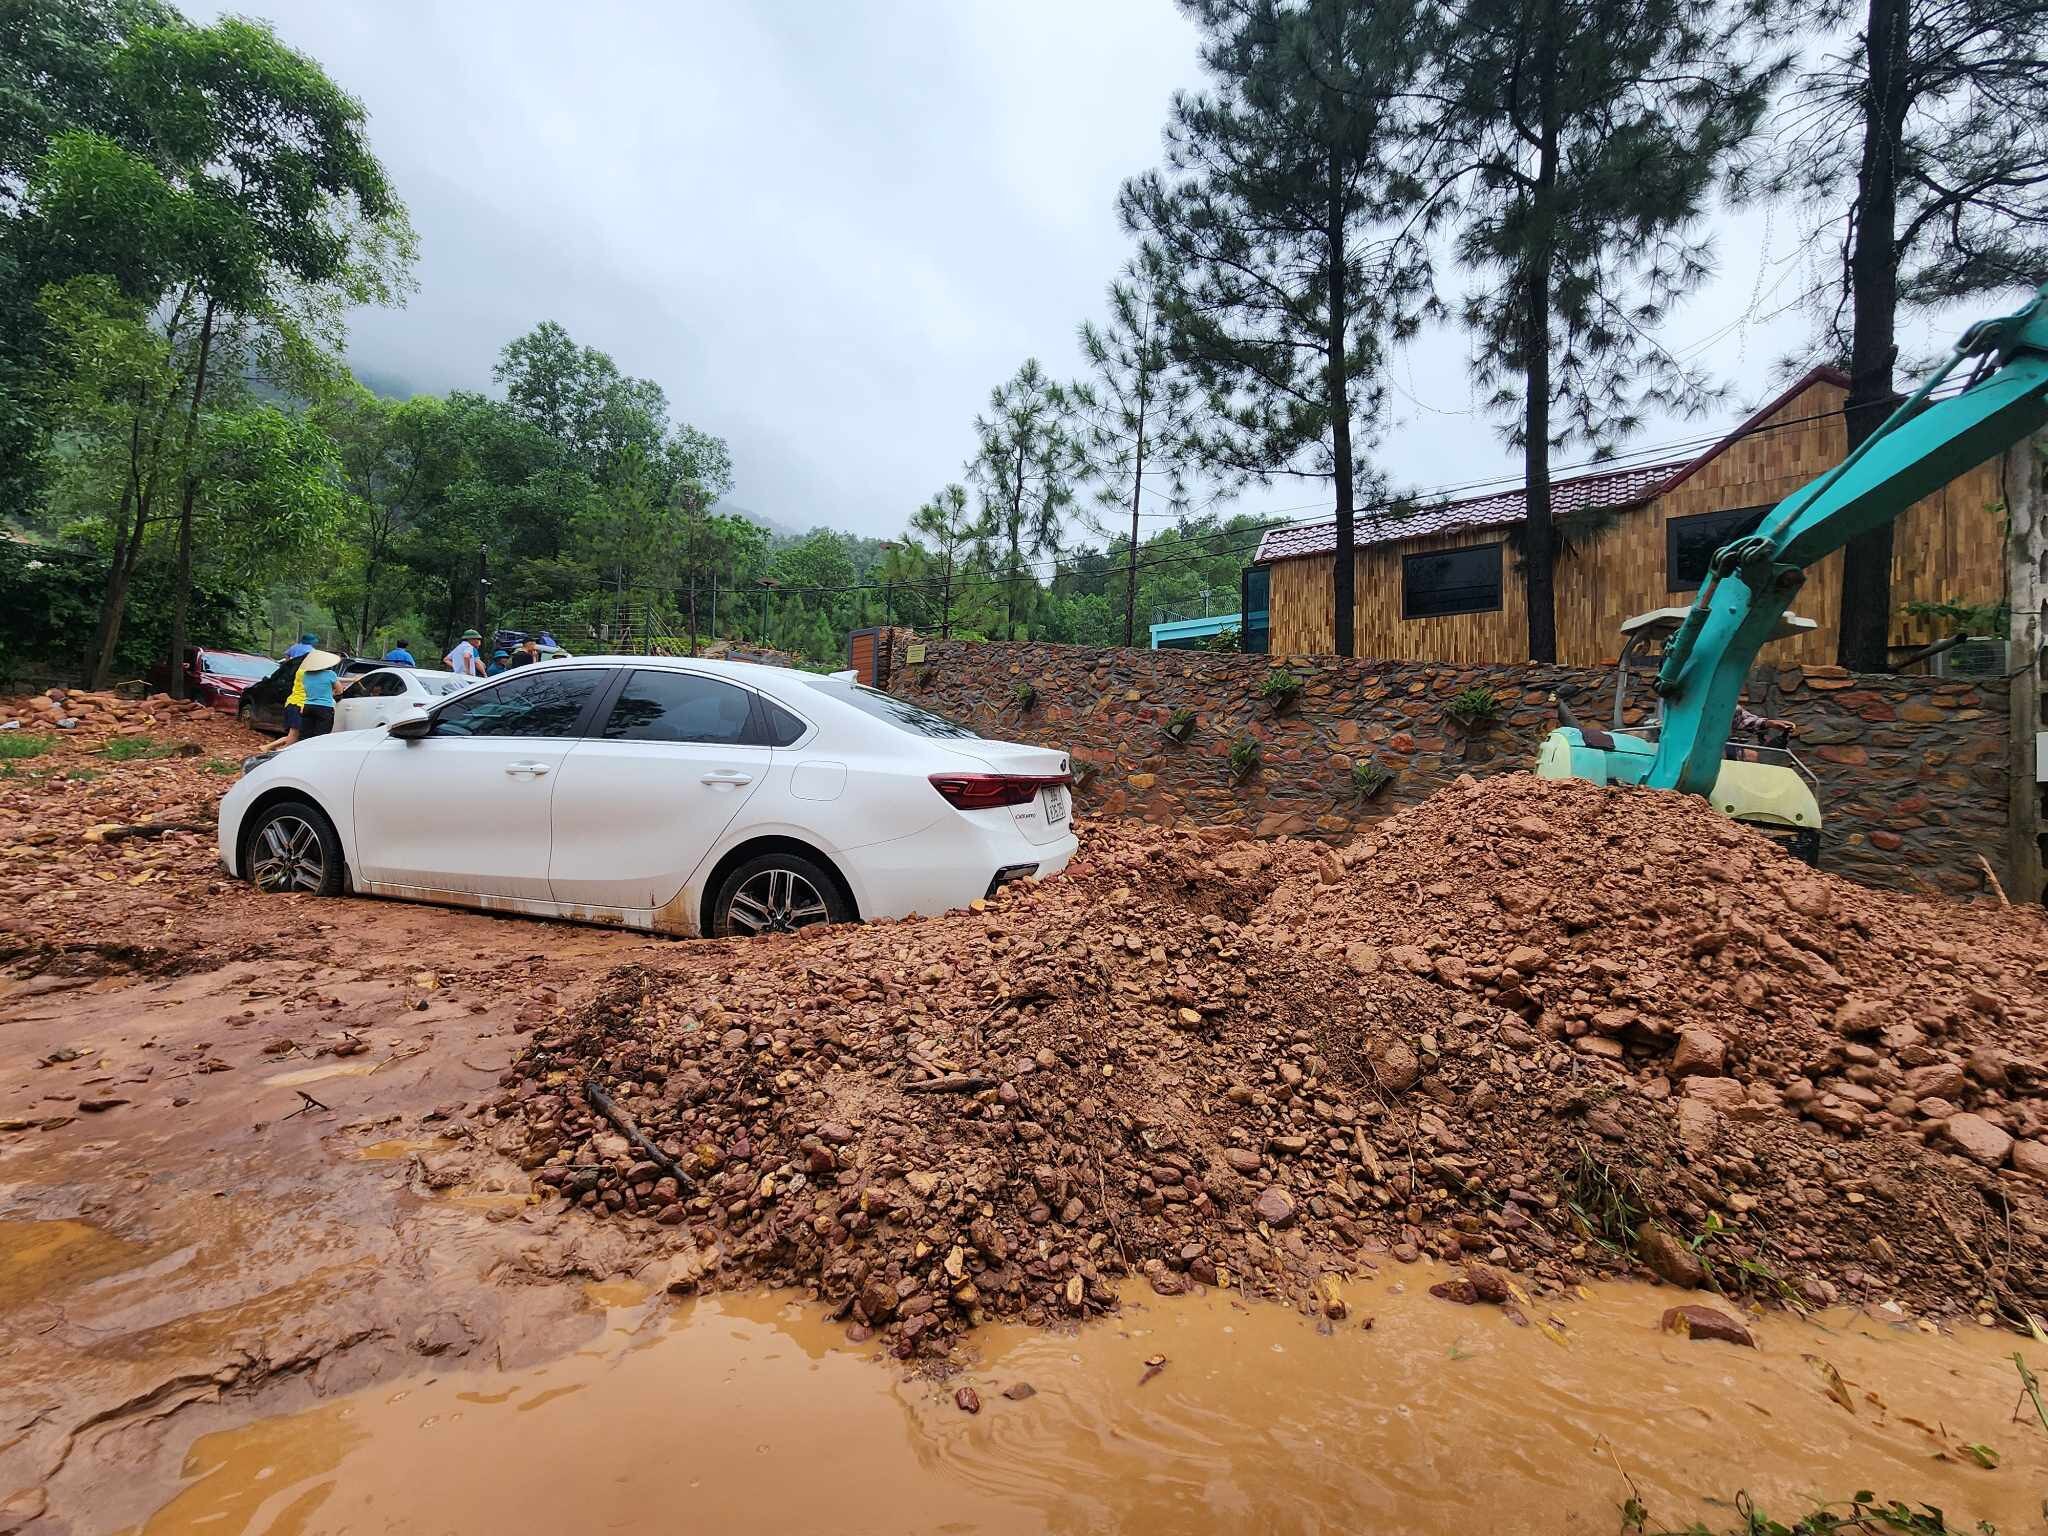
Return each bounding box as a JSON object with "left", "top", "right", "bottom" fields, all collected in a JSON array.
[
  {"left": 283, "top": 632, "right": 318, "bottom": 662},
  {"left": 504, "top": 636, "right": 542, "bottom": 669},
  {"left": 487, "top": 648, "right": 512, "bottom": 676},
  {"left": 445, "top": 628, "right": 485, "bottom": 677}
]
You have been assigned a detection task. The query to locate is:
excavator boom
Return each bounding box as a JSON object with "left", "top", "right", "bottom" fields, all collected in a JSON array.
[{"left": 1646, "top": 284, "right": 2048, "bottom": 796}]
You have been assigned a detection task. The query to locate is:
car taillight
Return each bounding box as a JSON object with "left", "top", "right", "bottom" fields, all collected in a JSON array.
[{"left": 927, "top": 773, "right": 1071, "bottom": 811}]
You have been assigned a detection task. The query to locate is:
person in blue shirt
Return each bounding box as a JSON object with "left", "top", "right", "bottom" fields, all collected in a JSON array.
[
  {"left": 282, "top": 632, "right": 317, "bottom": 662},
  {"left": 486, "top": 648, "right": 512, "bottom": 676},
  {"left": 293, "top": 650, "right": 341, "bottom": 739},
  {"left": 382, "top": 640, "right": 415, "bottom": 665}
]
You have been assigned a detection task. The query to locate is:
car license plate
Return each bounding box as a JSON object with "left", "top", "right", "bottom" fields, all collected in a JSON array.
[{"left": 1041, "top": 787, "right": 1067, "bottom": 824}]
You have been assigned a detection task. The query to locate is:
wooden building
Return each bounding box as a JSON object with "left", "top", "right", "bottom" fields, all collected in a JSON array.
[{"left": 1251, "top": 368, "right": 2007, "bottom": 667}]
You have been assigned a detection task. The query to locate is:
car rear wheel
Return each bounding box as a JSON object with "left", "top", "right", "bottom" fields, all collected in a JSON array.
[
  {"left": 244, "top": 800, "right": 344, "bottom": 896},
  {"left": 710, "top": 851, "right": 848, "bottom": 937}
]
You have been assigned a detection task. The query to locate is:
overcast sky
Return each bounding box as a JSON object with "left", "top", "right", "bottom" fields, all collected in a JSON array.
[{"left": 200, "top": 1, "right": 1955, "bottom": 543}]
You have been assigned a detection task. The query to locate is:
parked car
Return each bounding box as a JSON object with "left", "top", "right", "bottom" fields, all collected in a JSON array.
[
  {"left": 236, "top": 655, "right": 386, "bottom": 735},
  {"left": 218, "top": 657, "right": 1075, "bottom": 937},
  {"left": 334, "top": 667, "right": 473, "bottom": 734},
  {"left": 151, "top": 647, "right": 276, "bottom": 714}
]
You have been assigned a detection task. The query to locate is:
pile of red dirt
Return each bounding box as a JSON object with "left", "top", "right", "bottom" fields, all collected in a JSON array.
[
  {"left": 504, "top": 774, "right": 2048, "bottom": 1360},
  {"left": 0, "top": 692, "right": 259, "bottom": 970}
]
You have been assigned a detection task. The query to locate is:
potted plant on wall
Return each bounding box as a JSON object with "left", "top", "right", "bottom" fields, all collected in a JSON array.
[
  {"left": 1351, "top": 758, "right": 1394, "bottom": 799},
  {"left": 1012, "top": 680, "right": 1038, "bottom": 711},
  {"left": 1228, "top": 735, "right": 1261, "bottom": 783},
  {"left": 1162, "top": 707, "right": 1198, "bottom": 744},
  {"left": 1444, "top": 685, "right": 1501, "bottom": 732},
  {"left": 1257, "top": 669, "right": 1303, "bottom": 713}
]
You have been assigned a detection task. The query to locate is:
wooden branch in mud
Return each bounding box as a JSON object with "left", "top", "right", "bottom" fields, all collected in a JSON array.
[
  {"left": 89, "top": 820, "right": 214, "bottom": 843},
  {"left": 901, "top": 1074, "right": 996, "bottom": 1095},
  {"left": 583, "top": 1078, "right": 695, "bottom": 1189}
]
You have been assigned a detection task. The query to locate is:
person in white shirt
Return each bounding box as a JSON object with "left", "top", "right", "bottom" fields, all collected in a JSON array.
[{"left": 444, "top": 628, "right": 485, "bottom": 677}]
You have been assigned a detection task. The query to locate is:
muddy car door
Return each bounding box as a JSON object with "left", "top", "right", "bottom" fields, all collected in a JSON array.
[{"left": 545, "top": 667, "right": 767, "bottom": 918}]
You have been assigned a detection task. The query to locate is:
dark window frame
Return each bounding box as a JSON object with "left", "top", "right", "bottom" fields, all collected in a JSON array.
[
  {"left": 1401, "top": 541, "right": 1504, "bottom": 620},
  {"left": 1666, "top": 505, "right": 1770, "bottom": 592}
]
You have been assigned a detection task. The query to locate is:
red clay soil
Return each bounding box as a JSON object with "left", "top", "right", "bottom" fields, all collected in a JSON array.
[{"left": 509, "top": 774, "right": 2048, "bottom": 1359}]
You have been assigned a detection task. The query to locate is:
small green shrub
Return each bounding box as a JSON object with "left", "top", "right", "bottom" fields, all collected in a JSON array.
[
  {"left": 205, "top": 758, "right": 241, "bottom": 775},
  {"left": 1256, "top": 669, "right": 1302, "bottom": 707},
  {"left": 1351, "top": 758, "right": 1393, "bottom": 797},
  {"left": 1903, "top": 597, "right": 2009, "bottom": 637},
  {"left": 1445, "top": 685, "right": 1502, "bottom": 730},
  {"left": 0, "top": 732, "right": 52, "bottom": 760},
  {"left": 1228, "top": 735, "right": 1261, "bottom": 780},
  {"left": 1012, "top": 680, "right": 1037, "bottom": 709},
  {"left": 1203, "top": 625, "right": 1240, "bottom": 653},
  {"left": 102, "top": 736, "right": 174, "bottom": 762},
  {"left": 66, "top": 767, "right": 96, "bottom": 782},
  {"left": 1164, "top": 707, "right": 1197, "bottom": 741}
]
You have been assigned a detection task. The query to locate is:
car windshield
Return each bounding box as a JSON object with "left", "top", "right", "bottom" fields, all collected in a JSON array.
[
  {"left": 802, "top": 678, "right": 980, "bottom": 739},
  {"left": 202, "top": 653, "right": 273, "bottom": 680}
]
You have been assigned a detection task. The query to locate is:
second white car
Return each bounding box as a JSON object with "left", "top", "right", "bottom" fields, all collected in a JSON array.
[
  {"left": 218, "top": 656, "right": 1076, "bottom": 937},
  {"left": 334, "top": 666, "right": 473, "bottom": 733}
]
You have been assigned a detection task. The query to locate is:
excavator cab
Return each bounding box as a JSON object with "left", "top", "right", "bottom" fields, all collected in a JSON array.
[{"left": 1535, "top": 608, "right": 1824, "bottom": 864}]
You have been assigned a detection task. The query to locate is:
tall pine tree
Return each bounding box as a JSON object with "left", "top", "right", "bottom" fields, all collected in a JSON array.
[
  {"left": 907, "top": 483, "right": 979, "bottom": 640},
  {"left": 968, "top": 359, "right": 1077, "bottom": 637},
  {"left": 1122, "top": 0, "right": 1430, "bottom": 659},
  {"left": 1777, "top": 0, "right": 2048, "bottom": 670},
  {"left": 1073, "top": 248, "right": 1201, "bottom": 647},
  {"left": 1428, "top": 0, "right": 1783, "bottom": 661}
]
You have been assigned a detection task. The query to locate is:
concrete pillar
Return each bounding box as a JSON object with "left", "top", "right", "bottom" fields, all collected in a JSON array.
[{"left": 2008, "top": 430, "right": 2047, "bottom": 905}]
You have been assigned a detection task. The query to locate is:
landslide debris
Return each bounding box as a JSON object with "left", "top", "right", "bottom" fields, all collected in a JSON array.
[
  {"left": 0, "top": 689, "right": 257, "bottom": 970},
  {"left": 507, "top": 774, "right": 2048, "bottom": 1359}
]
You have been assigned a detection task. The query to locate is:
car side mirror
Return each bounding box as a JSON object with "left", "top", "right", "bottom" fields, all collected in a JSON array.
[{"left": 389, "top": 714, "right": 433, "bottom": 741}]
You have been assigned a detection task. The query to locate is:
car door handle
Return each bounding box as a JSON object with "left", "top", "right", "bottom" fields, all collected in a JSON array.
[
  {"left": 700, "top": 770, "right": 752, "bottom": 786},
  {"left": 505, "top": 761, "right": 551, "bottom": 776}
]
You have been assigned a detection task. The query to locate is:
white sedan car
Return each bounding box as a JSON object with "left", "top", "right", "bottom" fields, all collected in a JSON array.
[
  {"left": 218, "top": 657, "right": 1076, "bottom": 937},
  {"left": 334, "top": 666, "right": 472, "bottom": 732}
]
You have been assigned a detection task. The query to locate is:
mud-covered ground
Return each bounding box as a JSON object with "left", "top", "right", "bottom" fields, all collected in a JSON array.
[{"left": 3, "top": 691, "right": 2046, "bottom": 1533}]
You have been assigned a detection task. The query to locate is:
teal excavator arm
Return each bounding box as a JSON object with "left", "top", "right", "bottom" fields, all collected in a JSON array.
[{"left": 1646, "top": 283, "right": 2048, "bottom": 796}]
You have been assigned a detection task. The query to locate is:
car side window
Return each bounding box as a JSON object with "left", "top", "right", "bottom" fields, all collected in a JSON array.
[
  {"left": 757, "top": 698, "right": 808, "bottom": 747},
  {"left": 433, "top": 668, "right": 603, "bottom": 739},
  {"left": 355, "top": 672, "right": 401, "bottom": 699},
  {"left": 599, "top": 670, "right": 756, "bottom": 746}
]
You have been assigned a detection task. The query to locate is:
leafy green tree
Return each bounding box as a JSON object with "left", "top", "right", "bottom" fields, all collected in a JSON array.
[
  {"left": 968, "top": 359, "right": 1077, "bottom": 637},
  {"left": 1775, "top": 0, "right": 2048, "bottom": 669},
  {"left": 16, "top": 13, "right": 412, "bottom": 690},
  {"left": 1074, "top": 248, "right": 1201, "bottom": 646},
  {"left": 312, "top": 386, "right": 448, "bottom": 651},
  {"left": 1426, "top": 0, "right": 1784, "bottom": 661},
  {"left": 1122, "top": 0, "right": 1430, "bottom": 659}
]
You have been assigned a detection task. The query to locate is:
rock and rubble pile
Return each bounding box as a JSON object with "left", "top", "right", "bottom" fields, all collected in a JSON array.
[
  {"left": 506, "top": 774, "right": 2048, "bottom": 1358},
  {"left": 0, "top": 691, "right": 258, "bottom": 966}
]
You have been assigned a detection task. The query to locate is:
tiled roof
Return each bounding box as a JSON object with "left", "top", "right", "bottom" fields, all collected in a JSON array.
[{"left": 1252, "top": 460, "right": 1685, "bottom": 564}]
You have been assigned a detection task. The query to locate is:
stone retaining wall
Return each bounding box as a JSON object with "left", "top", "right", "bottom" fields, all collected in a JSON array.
[{"left": 881, "top": 633, "right": 2010, "bottom": 896}]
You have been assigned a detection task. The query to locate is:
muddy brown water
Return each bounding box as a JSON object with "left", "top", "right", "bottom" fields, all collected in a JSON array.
[{"left": 119, "top": 1275, "right": 2046, "bottom": 1536}]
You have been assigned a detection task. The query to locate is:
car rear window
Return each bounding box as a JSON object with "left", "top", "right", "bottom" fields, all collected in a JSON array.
[
  {"left": 202, "top": 653, "right": 273, "bottom": 679},
  {"left": 802, "top": 679, "right": 980, "bottom": 739},
  {"left": 419, "top": 675, "right": 469, "bottom": 697}
]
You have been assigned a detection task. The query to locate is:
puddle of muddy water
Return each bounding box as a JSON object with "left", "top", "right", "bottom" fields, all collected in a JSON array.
[
  {"left": 0, "top": 1217, "right": 148, "bottom": 1309},
  {"left": 124, "top": 1276, "right": 2048, "bottom": 1536}
]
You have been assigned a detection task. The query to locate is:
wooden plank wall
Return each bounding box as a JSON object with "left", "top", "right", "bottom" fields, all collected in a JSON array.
[{"left": 1264, "top": 377, "right": 2007, "bottom": 665}]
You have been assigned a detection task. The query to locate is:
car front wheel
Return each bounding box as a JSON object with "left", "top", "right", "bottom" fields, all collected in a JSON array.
[
  {"left": 710, "top": 851, "right": 848, "bottom": 937},
  {"left": 243, "top": 800, "right": 344, "bottom": 896}
]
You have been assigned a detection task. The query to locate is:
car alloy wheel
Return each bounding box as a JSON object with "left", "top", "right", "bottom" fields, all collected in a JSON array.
[
  {"left": 250, "top": 813, "right": 327, "bottom": 893},
  {"left": 725, "top": 867, "right": 832, "bottom": 934}
]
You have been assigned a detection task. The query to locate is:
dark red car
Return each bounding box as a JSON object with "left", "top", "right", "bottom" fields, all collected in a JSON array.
[{"left": 154, "top": 647, "right": 277, "bottom": 713}]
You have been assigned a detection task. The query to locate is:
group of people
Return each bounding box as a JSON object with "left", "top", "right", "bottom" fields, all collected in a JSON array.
[
  {"left": 442, "top": 628, "right": 548, "bottom": 677},
  {"left": 248, "top": 625, "right": 557, "bottom": 760}
]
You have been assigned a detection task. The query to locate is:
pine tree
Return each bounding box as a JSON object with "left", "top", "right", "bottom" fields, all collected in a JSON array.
[
  {"left": 1429, "top": 0, "right": 1783, "bottom": 661},
  {"left": 907, "top": 484, "right": 979, "bottom": 640},
  {"left": 1776, "top": 0, "right": 2048, "bottom": 670},
  {"left": 968, "top": 359, "right": 1077, "bottom": 638},
  {"left": 1073, "top": 248, "right": 1202, "bottom": 647},
  {"left": 1122, "top": 0, "right": 1431, "bottom": 659}
]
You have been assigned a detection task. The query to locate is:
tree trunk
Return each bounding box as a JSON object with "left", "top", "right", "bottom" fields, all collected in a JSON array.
[
  {"left": 1835, "top": 0, "right": 1909, "bottom": 673},
  {"left": 1521, "top": 26, "right": 1563, "bottom": 665},
  {"left": 167, "top": 300, "right": 217, "bottom": 700},
  {"left": 1124, "top": 398, "right": 1148, "bottom": 650},
  {"left": 1007, "top": 443, "right": 1027, "bottom": 634}
]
